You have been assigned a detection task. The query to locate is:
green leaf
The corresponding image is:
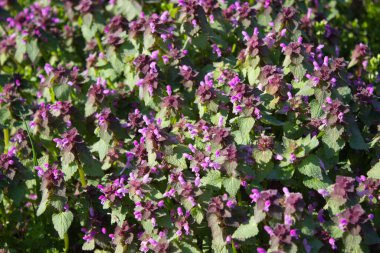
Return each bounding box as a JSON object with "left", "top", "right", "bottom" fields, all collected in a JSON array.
[
  {"left": 346, "top": 115, "right": 368, "bottom": 150},
  {"left": 62, "top": 162, "right": 78, "bottom": 181},
  {"left": 207, "top": 213, "right": 227, "bottom": 253},
  {"left": 108, "top": 53, "right": 124, "bottom": 74},
  {"left": 81, "top": 25, "right": 95, "bottom": 41},
  {"left": 78, "top": 150, "right": 104, "bottom": 177},
  {"left": 289, "top": 64, "right": 306, "bottom": 80},
  {"left": 115, "top": 244, "right": 127, "bottom": 253},
  {"left": 92, "top": 139, "right": 109, "bottom": 161},
  {"left": 223, "top": 177, "right": 241, "bottom": 197},
  {"left": 144, "top": 30, "right": 155, "bottom": 50},
  {"left": 302, "top": 177, "right": 330, "bottom": 190},
  {"left": 367, "top": 162, "right": 380, "bottom": 179},
  {"left": 148, "top": 151, "right": 157, "bottom": 167},
  {"left": 111, "top": 205, "right": 127, "bottom": 226},
  {"left": 118, "top": 0, "right": 142, "bottom": 21},
  {"left": 52, "top": 211, "right": 74, "bottom": 239},
  {"left": 322, "top": 127, "right": 345, "bottom": 152},
  {"left": 343, "top": 234, "right": 363, "bottom": 253},
  {"left": 85, "top": 100, "right": 97, "bottom": 117},
  {"left": 232, "top": 217, "right": 259, "bottom": 241},
  {"left": 15, "top": 37, "right": 27, "bottom": 63},
  {"left": 248, "top": 67, "right": 260, "bottom": 85},
  {"left": 165, "top": 154, "right": 187, "bottom": 170},
  {"left": 142, "top": 219, "right": 154, "bottom": 234},
  {"left": 61, "top": 151, "right": 75, "bottom": 166},
  {"left": 180, "top": 241, "right": 202, "bottom": 253},
  {"left": 82, "top": 239, "right": 95, "bottom": 251},
  {"left": 26, "top": 39, "right": 40, "bottom": 63},
  {"left": 253, "top": 150, "right": 272, "bottom": 164},
  {"left": 298, "top": 155, "right": 323, "bottom": 180},
  {"left": 283, "top": 55, "right": 292, "bottom": 67},
  {"left": 37, "top": 189, "right": 49, "bottom": 216},
  {"left": 190, "top": 207, "right": 204, "bottom": 224},
  {"left": 9, "top": 184, "right": 26, "bottom": 206},
  {"left": 0, "top": 107, "right": 12, "bottom": 127},
  {"left": 348, "top": 58, "right": 358, "bottom": 69},
  {"left": 296, "top": 83, "right": 314, "bottom": 96},
  {"left": 303, "top": 135, "right": 319, "bottom": 153},
  {"left": 261, "top": 113, "right": 284, "bottom": 126},
  {"left": 232, "top": 117, "right": 255, "bottom": 145},
  {"left": 326, "top": 224, "right": 344, "bottom": 239},
  {"left": 201, "top": 170, "right": 223, "bottom": 188},
  {"left": 310, "top": 99, "right": 323, "bottom": 118}
]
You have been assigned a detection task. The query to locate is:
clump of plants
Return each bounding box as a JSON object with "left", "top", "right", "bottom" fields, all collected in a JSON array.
[{"left": 0, "top": 0, "right": 379, "bottom": 252}]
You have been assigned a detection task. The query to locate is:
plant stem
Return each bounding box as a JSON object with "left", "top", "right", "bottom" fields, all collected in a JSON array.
[
  {"left": 231, "top": 241, "right": 238, "bottom": 253},
  {"left": 3, "top": 128, "right": 9, "bottom": 153},
  {"left": 49, "top": 87, "right": 56, "bottom": 103},
  {"left": 78, "top": 162, "right": 87, "bottom": 188},
  {"left": 22, "top": 116, "right": 40, "bottom": 200},
  {"left": 64, "top": 232, "right": 69, "bottom": 253},
  {"left": 95, "top": 33, "right": 104, "bottom": 53},
  {"left": 0, "top": 201, "right": 7, "bottom": 228}
]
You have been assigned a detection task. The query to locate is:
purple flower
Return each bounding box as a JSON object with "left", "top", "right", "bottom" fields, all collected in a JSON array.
[
  {"left": 257, "top": 248, "right": 267, "bottom": 253},
  {"left": 250, "top": 188, "right": 260, "bottom": 203},
  {"left": 289, "top": 153, "right": 297, "bottom": 163},
  {"left": 329, "top": 238, "right": 337, "bottom": 250}
]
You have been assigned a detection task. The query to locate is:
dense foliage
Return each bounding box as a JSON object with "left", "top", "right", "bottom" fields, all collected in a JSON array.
[{"left": 0, "top": 0, "right": 380, "bottom": 252}]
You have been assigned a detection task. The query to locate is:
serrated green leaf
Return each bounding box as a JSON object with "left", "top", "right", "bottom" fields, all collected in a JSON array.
[
  {"left": 201, "top": 170, "right": 223, "bottom": 188},
  {"left": 180, "top": 241, "right": 202, "bottom": 253},
  {"left": 15, "top": 37, "right": 27, "bottom": 63},
  {"left": 322, "top": 127, "right": 345, "bottom": 152},
  {"left": 261, "top": 113, "right": 284, "bottom": 126},
  {"left": 232, "top": 217, "right": 258, "bottom": 241},
  {"left": 108, "top": 53, "right": 124, "bottom": 74},
  {"left": 290, "top": 64, "right": 306, "bottom": 80},
  {"left": 232, "top": 117, "right": 255, "bottom": 145},
  {"left": 296, "top": 83, "right": 314, "bottom": 96},
  {"left": 298, "top": 155, "right": 323, "bottom": 179},
  {"left": 92, "top": 139, "right": 109, "bottom": 160},
  {"left": 253, "top": 149, "right": 272, "bottom": 164},
  {"left": 248, "top": 67, "right": 260, "bottom": 85},
  {"left": 0, "top": 107, "right": 11, "bottom": 127},
  {"left": 165, "top": 154, "right": 187, "bottom": 170},
  {"left": 302, "top": 177, "right": 330, "bottom": 190},
  {"left": 207, "top": 213, "right": 227, "bottom": 253},
  {"left": 190, "top": 207, "right": 204, "bottom": 224},
  {"left": 26, "top": 39, "right": 40, "bottom": 63},
  {"left": 142, "top": 219, "right": 154, "bottom": 234},
  {"left": 343, "top": 234, "right": 363, "bottom": 253},
  {"left": 223, "top": 177, "right": 240, "bottom": 197},
  {"left": 52, "top": 211, "right": 74, "bottom": 239},
  {"left": 62, "top": 162, "right": 78, "bottom": 181},
  {"left": 346, "top": 115, "right": 368, "bottom": 150},
  {"left": 367, "top": 161, "right": 380, "bottom": 179},
  {"left": 310, "top": 99, "right": 323, "bottom": 118},
  {"left": 82, "top": 239, "right": 95, "bottom": 251}
]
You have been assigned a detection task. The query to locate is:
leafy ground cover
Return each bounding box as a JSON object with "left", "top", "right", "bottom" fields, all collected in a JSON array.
[{"left": 0, "top": 0, "right": 380, "bottom": 252}]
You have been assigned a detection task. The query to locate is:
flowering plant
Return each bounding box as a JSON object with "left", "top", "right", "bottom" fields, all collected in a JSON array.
[{"left": 0, "top": 0, "right": 380, "bottom": 252}]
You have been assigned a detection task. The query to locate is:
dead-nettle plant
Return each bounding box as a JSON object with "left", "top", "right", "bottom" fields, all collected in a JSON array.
[{"left": 0, "top": 0, "right": 379, "bottom": 252}]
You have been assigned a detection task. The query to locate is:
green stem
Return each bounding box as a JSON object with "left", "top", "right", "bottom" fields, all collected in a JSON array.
[
  {"left": 231, "top": 240, "right": 238, "bottom": 253},
  {"left": 22, "top": 116, "right": 40, "bottom": 200},
  {"left": 0, "top": 201, "right": 7, "bottom": 228},
  {"left": 49, "top": 87, "right": 56, "bottom": 103},
  {"left": 237, "top": 189, "right": 242, "bottom": 206},
  {"left": 95, "top": 33, "right": 105, "bottom": 53},
  {"left": 64, "top": 232, "right": 69, "bottom": 253},
  {"left": 3, "top": 129, "right": 9, "bottom": 153},
  {"left": 0, "top": 22, "right": 9, "bottom": 36},
  {"left": 78, "top": 162, "right": 87, "bottom": 188}
]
